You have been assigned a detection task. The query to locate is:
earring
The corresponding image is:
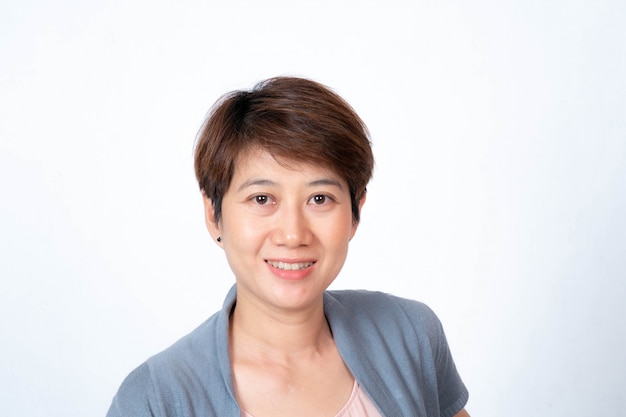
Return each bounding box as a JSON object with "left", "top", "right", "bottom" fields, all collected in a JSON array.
[{"left": 217, "top": 237, "right": 222, "bottom": 243}]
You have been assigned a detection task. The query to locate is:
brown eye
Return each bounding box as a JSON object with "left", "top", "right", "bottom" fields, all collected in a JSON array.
[
  {"left": 312, "top": 195, "right": 327, "bottom": 204},
  {"left": 255, "top": 195, "right": 269, "bottom": 205}
]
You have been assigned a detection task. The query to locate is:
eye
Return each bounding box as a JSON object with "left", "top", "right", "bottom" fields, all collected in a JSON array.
[
  {"left": 310, "top": 194, "right": 329, "bottom": 205},
  {"left": 253, "top": 195, "right": 271, "bottom": 205}
]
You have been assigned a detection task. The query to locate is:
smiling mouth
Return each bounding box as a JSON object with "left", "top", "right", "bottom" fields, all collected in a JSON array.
[{"left": 266, "top": 260, "right": 315, "bottom": 271}]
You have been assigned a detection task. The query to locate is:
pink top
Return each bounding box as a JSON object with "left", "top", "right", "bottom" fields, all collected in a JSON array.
[{"left": 241, "top": 380, "right": 382, "bottom": 417}]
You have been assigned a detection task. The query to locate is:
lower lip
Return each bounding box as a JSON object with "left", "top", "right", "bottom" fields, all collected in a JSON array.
[{"left": 266, "top": 262, "right": 315, "bottom": 281}]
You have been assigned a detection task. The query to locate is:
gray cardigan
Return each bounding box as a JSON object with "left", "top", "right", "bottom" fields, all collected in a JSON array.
[{"left": 107, "top": 286, "right": 468, "bottom": 417}]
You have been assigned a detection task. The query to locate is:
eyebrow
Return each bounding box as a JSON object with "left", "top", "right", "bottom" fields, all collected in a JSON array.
[
  {"left": 308, "top": 178, "right": 344, "bottom": 190},
  {"left": 237, "top": 179, "right": 277, "bottom": 192},
  {"left": 237, "top": 178, "right": 344, "bottom": 192}
]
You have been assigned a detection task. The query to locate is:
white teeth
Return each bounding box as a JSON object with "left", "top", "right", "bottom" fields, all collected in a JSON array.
[{"left": 267, "top": 261, "right": 314, "bottom": 271}]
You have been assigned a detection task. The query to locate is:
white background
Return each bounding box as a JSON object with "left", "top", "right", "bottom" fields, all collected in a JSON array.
[{"left": 1, "top": 1, "right": 625, "bottom": 416}]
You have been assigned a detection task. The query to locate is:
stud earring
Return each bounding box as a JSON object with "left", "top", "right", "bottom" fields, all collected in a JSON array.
[{"left": 217, "top": 237, "right": 222, "bottom": 243}]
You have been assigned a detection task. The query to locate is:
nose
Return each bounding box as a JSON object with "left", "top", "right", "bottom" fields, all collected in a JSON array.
[{"left": 271, "top": 204, "right": 312, "bottom": 247}]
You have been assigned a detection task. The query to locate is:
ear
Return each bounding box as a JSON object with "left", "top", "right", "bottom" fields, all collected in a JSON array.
[
  {"left": 202, "top": 191, "right": 222, "bottom": 246},
  {"left": 349, "top": 193, "right": 367, "bottom": 240}
]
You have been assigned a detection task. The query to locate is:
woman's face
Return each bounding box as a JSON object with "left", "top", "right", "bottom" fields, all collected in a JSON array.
[{"left": 203, "top": 147, "right": 364, "bottom": 312}]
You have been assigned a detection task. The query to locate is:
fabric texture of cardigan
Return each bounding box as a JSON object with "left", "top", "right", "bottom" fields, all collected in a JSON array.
[{"left": 107, "top": 285, "right": 468, "bottom": 417}]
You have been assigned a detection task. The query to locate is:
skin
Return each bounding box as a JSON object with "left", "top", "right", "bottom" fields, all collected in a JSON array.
[
  {"left": 203, "top": 147, "right": 362, "bottom": 318},
  {"left": 203, "top": 147, "right": 470, "bottom": 417}
]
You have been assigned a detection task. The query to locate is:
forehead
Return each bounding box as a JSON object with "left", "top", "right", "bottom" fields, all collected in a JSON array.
[{"left": 230, "top": 147, "right": 345, "bottom": 187}]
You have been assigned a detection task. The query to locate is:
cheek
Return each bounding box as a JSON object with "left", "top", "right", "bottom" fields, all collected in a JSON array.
[
  {"left": 321, "top": 216, "right": 356, "bottom": 247},
  {"left": 223, "top": 207, "right": 258, "bottom": 235},
  {"left": 222, "top": 214, "right": 269, "bottom": 252},
  {"left": 230, "top": 219, "right": 260, "bottom": 238},
  {"left": 221, "top": 223, "right": 265, "bottom": 275}
]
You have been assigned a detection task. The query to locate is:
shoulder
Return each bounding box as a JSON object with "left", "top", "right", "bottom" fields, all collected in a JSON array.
[
  {"left": 144, "top": 287, "right": 237, "bottom": 383},
  {"left": 325, "top": 289, "right": 441, "bottom": 329},
  {"left": 325, "top": 290, "right": 468, "bottom": 415},
  {"left": 107, "top": 362, "right": 157, "bottom": 417},
  {"left": 325, "top": 288, "right": 428, "bottom": 309},
  {"left": 107, "top": 310, "right": 232, "bottom": 416},
  {"left": 324, "top": 289, "right": 447, "bottom": 358},
  {"left": 146, "top": 311, "right": 222, "bottom": 371}
]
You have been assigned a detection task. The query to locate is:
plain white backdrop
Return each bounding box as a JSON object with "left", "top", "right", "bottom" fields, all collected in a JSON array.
[{"left": 1, "top": 1, "right": 625, "bottom": 416}]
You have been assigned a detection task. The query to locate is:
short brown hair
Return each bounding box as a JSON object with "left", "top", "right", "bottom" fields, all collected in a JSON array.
[{"left": 194, "top": 76, "right": 374, "bottom": 223}]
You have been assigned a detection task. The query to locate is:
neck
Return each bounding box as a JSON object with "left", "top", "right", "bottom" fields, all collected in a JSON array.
[{"left": 229, "top": 293, "right": 332, "bottom": 360}]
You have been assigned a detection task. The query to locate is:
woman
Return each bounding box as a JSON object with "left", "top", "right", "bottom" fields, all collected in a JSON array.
[{"left": 107, "top": 77, "right": 470, "bottom": 417}]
